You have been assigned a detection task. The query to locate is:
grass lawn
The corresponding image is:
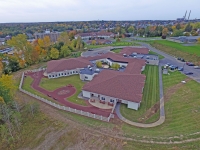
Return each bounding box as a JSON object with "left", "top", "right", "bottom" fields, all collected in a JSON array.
[
  {"left": 120, "top": 65, "right": 160, "bottom": 123},
  {"left": 111, "top": 48, "right": 122, "bottom": 53},
  {"left": 22, "top": 76, "right": 60, "bottom": 104},
  {"left": 122, "top": 71, "right": 200, "bottom": 139},
  {"left": 149, "top": 50, "right": 165, "bottom": 59},
  {"left": 149, "top": 40, "right": 200, "bottom": 63},
  {"left": 86, "top": 41, "right": 140, "bottom": 49},
  {"left": 39, "top": 75, "right": 87, "bottom": 106}
]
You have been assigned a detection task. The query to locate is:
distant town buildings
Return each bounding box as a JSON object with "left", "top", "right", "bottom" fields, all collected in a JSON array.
[
  {"left": 34, "top": 29, "right": 61, "bottom": 42},
  {"left": 75, "top": 31, "right": 114, "bottom": 40}
]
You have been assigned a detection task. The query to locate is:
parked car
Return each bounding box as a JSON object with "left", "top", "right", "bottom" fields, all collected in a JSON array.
[
  {"left": 178, "top": 67, "right": 184, "bottom": 71},
  {"left": 184, "top": 72, "right": 193, "bottom": 75},
  {"left": 188, "top": 63, "right": 195, "bottom": 66},
  {"left": 194, "top": 66, "right": 200, "bottom": 69}
]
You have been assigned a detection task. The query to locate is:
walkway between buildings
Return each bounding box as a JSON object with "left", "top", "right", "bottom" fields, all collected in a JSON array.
[{"left": 115, "top": 66, "right": 165, "bottom": 128}]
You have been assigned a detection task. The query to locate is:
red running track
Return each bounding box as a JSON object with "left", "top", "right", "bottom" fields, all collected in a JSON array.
[{"left": 25, "top": 71, "right": 111, "bottom": 117}]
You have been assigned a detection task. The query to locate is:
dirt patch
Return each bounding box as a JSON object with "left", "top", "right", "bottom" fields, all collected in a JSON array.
[{"left": 138, "top": 102, "right": 160, "bottom": 123}]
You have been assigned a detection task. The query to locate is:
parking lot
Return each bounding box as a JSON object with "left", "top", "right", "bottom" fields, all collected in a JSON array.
[{"left": 140, "top": 43, "right": 200, "bottom": 83}]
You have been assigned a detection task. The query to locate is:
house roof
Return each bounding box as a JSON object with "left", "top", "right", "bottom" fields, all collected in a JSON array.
[
  {"left": 83, "top": 70, "right": 146, "bottom": 103},
  {"left": 120, "top": 47, "right": 149, "bottom": 55},
  {"left": 46, "top": 58, "right": 91, "bottom": 73}
]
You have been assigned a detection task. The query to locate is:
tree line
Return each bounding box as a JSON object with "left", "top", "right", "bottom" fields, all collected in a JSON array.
[
  {"left": 0, "top": 32, "right": 84, "bottom": 74},
  {"left": 111, "top": 22, "right": 200, "bottom": 38}
]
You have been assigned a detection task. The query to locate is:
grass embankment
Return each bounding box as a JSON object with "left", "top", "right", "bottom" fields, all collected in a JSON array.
[
  {"left": 149, "top": 40, "right": 200, "bottom": 63},
  {"left": 149, "top": 50, "right": 165, "bottom": 59},
  {"left": 122, "top": 71, "right": 200, "bottom": 138},
  {"left": 86, "top": 41, "right": 140, "bottom": 49},
  {"left": 40, "top": 75, "right": 87, "bottom": 106},
  {"left": 120, "top": 65, "right": 160, "bottom": 123}
]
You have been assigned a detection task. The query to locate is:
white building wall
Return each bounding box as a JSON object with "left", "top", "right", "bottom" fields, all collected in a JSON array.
[
  {"left": 82, "top": 90, "right": 91, "bottom": 98},
  {"left": 127, "top": 101, "right": 140, "bottom": 110},
  {"left": 47, "top": 68, "right": 81, "bottom": 79}
]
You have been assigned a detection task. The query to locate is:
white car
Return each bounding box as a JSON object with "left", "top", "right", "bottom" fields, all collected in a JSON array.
[{"left": 194, "top": 66, "right": 200, "bottom": 69}]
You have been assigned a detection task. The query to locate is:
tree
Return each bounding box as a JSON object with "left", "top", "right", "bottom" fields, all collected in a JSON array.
[
  {"left": 162, "top": 28, "right": 168, "bottom": 36},
  {"left": 197, "top": 38, "right": 200, "bottom": 44},
  {"left": 172, "top": 30, "right": 183, "bottom": 37},
  {"left": 91, "top": 40, "right": 96, "bottom": 45},
  {"left": 176, "top": 23, "right": 181, "bottom": 30},
  {"left": 50, "top": 48, "right": 59, "bottom": 59},
  {"left": 111, "top": 63, "right": 120, "bottom": 70},
  {"left": 60, "top": 45, "right": 71, "bottom": 57},
  {"left": 8, "top": 55, "right": 20, "bottom": 72},
  {"left": 58, "top": 32, "right": 70, "bottom": 44},
  {"left": 185, "top": 23, "right": 193, "bottom": 32},
  {"left": 127, "top": 26, "right": 135, "bottom": 33},
  {"left": 96, "top": 61, "right": 102, "bottom": 68},
  {"left": 76, "top": 36, "right": 82, "bottom": 50},
  {"left": 0, "top": 75, "right": 16, "bottom": 103},
  {"left": 0, "top": 58, "right": 3, "bottom": 76},
  {"left": 7, "top": 34, "right": 27, "bottom": 52}
]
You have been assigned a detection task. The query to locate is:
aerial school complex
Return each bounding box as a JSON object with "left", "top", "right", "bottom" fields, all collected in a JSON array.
[{"left": 45, "top": 47, "right": 158, "bottom": 111}]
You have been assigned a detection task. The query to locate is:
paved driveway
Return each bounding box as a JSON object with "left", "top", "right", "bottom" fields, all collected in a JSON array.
[
  {"left": 140, "top": 42, "right": 200, "bottom": 83},
  {"left": 82, "top": 46, "right": 143, "bottom": 57}
]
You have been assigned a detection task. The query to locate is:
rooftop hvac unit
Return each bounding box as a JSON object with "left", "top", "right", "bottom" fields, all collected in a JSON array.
[{"left": 88, "top": 65, "right": 91, "bottom": 68}]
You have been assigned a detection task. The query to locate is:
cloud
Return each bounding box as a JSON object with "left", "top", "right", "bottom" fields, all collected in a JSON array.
[{"left": 0, "top": 0, "right": 199, "bottom": 22}]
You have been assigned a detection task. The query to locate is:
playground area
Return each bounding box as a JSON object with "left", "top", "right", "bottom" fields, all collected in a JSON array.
[{"left": 24, "top": 71, "right": 112, "bottom": 117}]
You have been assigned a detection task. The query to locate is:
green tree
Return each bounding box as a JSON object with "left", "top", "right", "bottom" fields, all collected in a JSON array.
[
  {"left": 185, "top": 23, "right": 193, "bottom": 32},
  {"left": 172, "top": 30, "right": 183, "bottom": 37},
  {"left": 111, "top": 63, "right": 120, "bottom": 70},
  {"left": 60, "top": 45, "right": 71, "bottom": 57},
  {"left": 96, "top": 61, "right": 102, "bottom": 68},
  {"left": 127, "top": 26, "right": 135, "bottom": 33},
  {"left": 197, "top": 38, "right": 200, "bottom": 44},
  {"left": 50, "top": 48, "right": 59, "bottom": 59}
]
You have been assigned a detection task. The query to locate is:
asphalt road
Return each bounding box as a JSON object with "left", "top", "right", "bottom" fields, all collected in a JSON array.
[
  {"left": 81, "top": 46, "right": 143, "bottom": 57},
  {"left": 140, "top": 42, "right": 200, "bottom": 83}
]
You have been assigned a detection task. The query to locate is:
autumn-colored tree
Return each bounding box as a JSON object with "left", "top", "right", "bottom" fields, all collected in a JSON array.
[
  {"left": 0, "top": 96, "right": 5, "bottom": 103},
  {"left": 111, "top": 63, "right": 120, "bottom": 70},
  {"left": 172, "top": 25, "right": 176, "bottom": 31},
  {"left": 68, "top": 30, "right": 77, "bottom": 40},
  {"left": 58, "top": 32, "right": 70, "bottom": 44},
  {"left": 162, "top": 28, "right": 168, "bottom": 36},
  {"left": 91, "top": 40, "right": 96, "bottom": 45},
  {"left": 197, "top": 38, "right": 200, "bottom": 44},
  {"left": 50, "top": 48, "right": 59, "bottom": 59}
]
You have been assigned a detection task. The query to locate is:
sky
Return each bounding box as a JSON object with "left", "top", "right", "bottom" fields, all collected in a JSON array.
[{"left": 0, "top": 0, "right": 199, "bottom": 23}]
